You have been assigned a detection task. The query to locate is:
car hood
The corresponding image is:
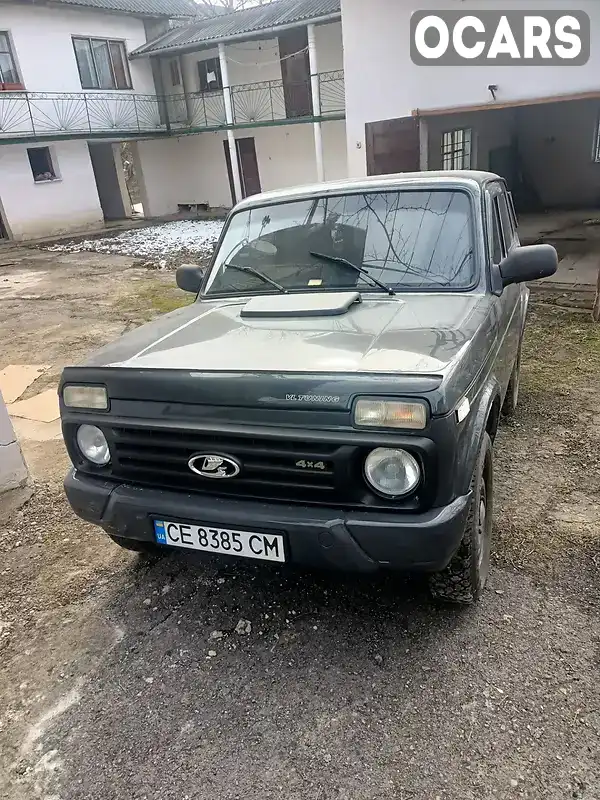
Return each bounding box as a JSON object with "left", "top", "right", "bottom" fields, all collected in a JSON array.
[{"left": 84, "top": 293, "right": 492, "bottom": 376}]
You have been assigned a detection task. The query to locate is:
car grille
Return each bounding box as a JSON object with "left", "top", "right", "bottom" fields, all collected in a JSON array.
[{"left": 108, "top": 426, "right": 358, "bottom": 506}]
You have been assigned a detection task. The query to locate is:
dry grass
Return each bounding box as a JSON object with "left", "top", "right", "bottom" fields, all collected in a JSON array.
[{"left": 492, "top": 302, "right": 600, "bottom": 574}]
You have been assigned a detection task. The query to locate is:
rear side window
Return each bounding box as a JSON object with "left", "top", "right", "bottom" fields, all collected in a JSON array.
[
  {"left": 491, "top": 200, "right": 504, "bottom": 264},
  {"left": 497, "top": 192, "right": 516, "bottom": 252}
]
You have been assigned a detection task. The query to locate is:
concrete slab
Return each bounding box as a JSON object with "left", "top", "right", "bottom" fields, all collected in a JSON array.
[
  {"left": 540, "top": 252, "right": 599, "bottom": 288},
  {"left": 0, "top": 365, "right": 50, "bottom": 404},
  {"left": 10, "top": 417, "right": 62, "bottom": 442},
  {"left": 7, "top": 388, "right": 59, "bottom": 423}
]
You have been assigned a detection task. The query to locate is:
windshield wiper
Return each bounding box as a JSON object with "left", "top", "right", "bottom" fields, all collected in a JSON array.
[
  {"left": 224, "top": 263, "right": 287, "bottom": 293},
  {"left": 309, "top": 251, "right": 396, "bottom": 296}
]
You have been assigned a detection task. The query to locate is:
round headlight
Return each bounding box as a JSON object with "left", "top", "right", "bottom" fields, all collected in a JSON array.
[
  {"left": 364, "top": 448, "right": 420, "bottom": 498},
  {"left": 76, "top": 424, "right": 110, "bottom": 466}
]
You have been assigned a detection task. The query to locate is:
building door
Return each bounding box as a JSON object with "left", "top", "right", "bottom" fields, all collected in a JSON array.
[
  {"left": 365, "top": 117, "right": 420, "bottom": 175},
  {"left": 278, "top": 28, "right": 312, "bottom": 118},
  {"left": 223, "top": 138, "right": 262, "bottom": 204}
]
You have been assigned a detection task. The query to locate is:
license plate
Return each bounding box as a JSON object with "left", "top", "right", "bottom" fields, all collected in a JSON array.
[{"left": 153, "top": 520, "right": 285, "bottom": 563}]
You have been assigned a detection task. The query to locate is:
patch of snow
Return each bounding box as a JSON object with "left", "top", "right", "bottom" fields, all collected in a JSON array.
[{"left": 45, "top": 220, "right": 225, "bottom": 267}]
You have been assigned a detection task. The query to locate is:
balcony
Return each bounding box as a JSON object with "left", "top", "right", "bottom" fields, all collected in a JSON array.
[{"left": 0, "top": 71, "right": 345, "bottom": 142}]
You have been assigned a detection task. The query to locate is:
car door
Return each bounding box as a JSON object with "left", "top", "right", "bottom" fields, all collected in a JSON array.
[{"left": 487, "top": 181, "right": 522, "bottom": 394}]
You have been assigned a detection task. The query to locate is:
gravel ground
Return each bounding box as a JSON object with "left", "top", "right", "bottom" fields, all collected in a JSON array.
[
  {"left": 44, "top": 219, "right": 225, "bottom": 269},
  {"left": 0, "top": 249, "right": 599, "bottom": 800}
]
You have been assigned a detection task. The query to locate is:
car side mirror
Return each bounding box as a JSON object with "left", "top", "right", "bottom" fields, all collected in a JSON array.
[
  {"left": 500, "top": 244, "right": 558, "bottom": 287},
  {"left": 176, "top": 264, "right": 205, "bottom": 293}
]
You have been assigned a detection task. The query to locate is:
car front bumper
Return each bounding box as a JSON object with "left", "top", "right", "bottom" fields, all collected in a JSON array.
[{"left": 64, "top": 469, "right": 471, "bottom": 574}]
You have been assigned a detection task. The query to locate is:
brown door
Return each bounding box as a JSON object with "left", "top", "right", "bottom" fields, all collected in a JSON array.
[
  {"left": 223, "top": 137, "right": 262, "bottom": 204},
  {"left": 278, "top": 28, "right": 312, "bottom": 118},
  {"left": 365, "top": 117, "right": 420, "bottom": 175}
]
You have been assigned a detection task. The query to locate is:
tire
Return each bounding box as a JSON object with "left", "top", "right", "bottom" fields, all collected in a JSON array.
[
  {"left": 107, "top": 534, "right": 162, "bottom": 555},
  {"left": 502, "top": 343, "right": 522, "bottom": 417},
  {"left": 428, "top": 432, "right": 493, "bottom": 605}
]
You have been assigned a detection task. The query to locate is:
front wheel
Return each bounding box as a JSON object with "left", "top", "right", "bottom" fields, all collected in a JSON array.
[{"left": 428, "top": 432, "right": 493, "bottom": 605}]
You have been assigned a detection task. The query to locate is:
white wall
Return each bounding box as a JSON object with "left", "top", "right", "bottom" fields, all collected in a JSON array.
[
  {"left": 136, "top": 119, "right": 348, "bottom": 214},
  {"left": 2, "top": 2, "right": 155, "bottom": 93},
  {"left": 341, "top": 0, "right": 600, "bottom": 176},
  {"left": 0, "top": 140, "right": 103, "bottom": 239}
]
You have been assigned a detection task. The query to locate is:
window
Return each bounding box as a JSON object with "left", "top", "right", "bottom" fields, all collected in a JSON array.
[
  {"left": 27, "top": 147, "right": 57, "bottom": 182},
  {"left": 169, "top": 59, "right": 181, "bottom": 87},
  {"left": 0, "top": 32, "right": 21, "bottom": 88},
  {"left": 204, "top": 190, "right": 476, "bottom": 296},
  {"left": 497, "top": 192, "right": 516, "bottom": 252},
  {"left": 197, "top": 57, "right": 222, "bottom": 93},
  {"left": 491, "top": 200, "right": 504, "bottom": 264},
  {"left": 72, "top": 37, "right": 131, "bottom": 90},
  {"left": 441, "top": 128, "right": 473, "bottom": 170}
]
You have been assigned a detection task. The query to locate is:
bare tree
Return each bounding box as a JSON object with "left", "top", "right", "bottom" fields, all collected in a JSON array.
[{"left": 195, "top": 0, "right": 275, "bottom": 15}]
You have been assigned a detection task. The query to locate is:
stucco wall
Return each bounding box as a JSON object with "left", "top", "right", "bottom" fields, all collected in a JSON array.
[
  {"left": 0, "top": 140, "right": 103, "bottom": 239},
  {"left": 2, "top": 2, "right": 155, "bottom": 93},
  {"left": 136, "top": 119, "right": 348, "bottom": 215},
  {"left": 341, "top": 0, "right": 600, "bottom": 176},
  {"left": 159, "top": 20, "right": 344, "bottom": 98},
  {"left": 0, "top": 393, "right": 27, "bottom": 494}
]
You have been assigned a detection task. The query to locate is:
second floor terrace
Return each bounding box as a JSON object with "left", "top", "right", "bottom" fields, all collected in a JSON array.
[
  {"left": 0, "top": 0, "right": 345, "bottom": 144},
  {"left": 0, "top": 70, "right": 345, "bottom": 142}
]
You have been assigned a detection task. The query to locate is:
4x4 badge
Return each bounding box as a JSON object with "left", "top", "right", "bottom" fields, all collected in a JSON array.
[{"left": 188, "top": 454, "right": 241, "bottom": 479}]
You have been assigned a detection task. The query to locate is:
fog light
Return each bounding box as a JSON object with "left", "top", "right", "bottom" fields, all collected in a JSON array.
[
  {"left": 354, "top": 399, "right": 427, "bottom": 430},
  {"left": 63, "top": 385, "right": 108, "bottom": 410},
  {"left": 364, "top": 448, "right": 420, "bottom": 498},
  {"left": 76, "top": 424, "right": 110, "bottom": 466}
]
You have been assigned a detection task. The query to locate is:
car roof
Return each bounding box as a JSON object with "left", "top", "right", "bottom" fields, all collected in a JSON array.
[{"left": 234, "top": 170, "right": 502, "bottom": 211}]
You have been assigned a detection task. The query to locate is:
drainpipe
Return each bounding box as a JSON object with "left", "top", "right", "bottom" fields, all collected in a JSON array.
[
  {"left": 419, "top": 117, "right": 429, "bottom": 171},
  {"left": 307, "top": 24, "right": 324, "bottom": 183},
  {"left": 0, "top": 392, "right": 28, "bottom": 494},
  {"left": 219, "top": 42, "right": 243, "bottom": 204}
]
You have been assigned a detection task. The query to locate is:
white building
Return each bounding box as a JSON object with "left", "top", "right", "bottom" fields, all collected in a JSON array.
[
  {"left": 0, "top": 0, "right": 203, "bottom": 240},
  {"left": 0, "top": 0, "right": 346, "bottom": 239},
  {"left": 341, "top": 0, "right": 600, "bottom": 211},
  {"left": 3, "top": 0, "right": 598, "bottom": 242}
]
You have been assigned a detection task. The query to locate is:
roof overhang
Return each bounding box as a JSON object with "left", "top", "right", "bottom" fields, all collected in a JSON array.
[{"left": 130, "top": 11, "right": 341, "bottom": 59}]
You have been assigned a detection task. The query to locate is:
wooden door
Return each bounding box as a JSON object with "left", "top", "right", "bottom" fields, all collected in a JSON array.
[
  {"left": 278, "top": 28, "right": 312, "bottom": 118},
  {"left": 223, "top": 137, "right": 262, "bottom": 204},
  {"left": 365, "top": 117, "right": 420, "bottom": 175}
]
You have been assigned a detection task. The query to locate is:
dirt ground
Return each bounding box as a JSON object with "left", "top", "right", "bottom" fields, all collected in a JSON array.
[{"left": 0, "top": 246, "right": 599, "bottom": 800}]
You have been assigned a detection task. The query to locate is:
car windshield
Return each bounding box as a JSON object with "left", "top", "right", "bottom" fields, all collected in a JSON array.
[{"left": 204, "top": 189, "right": 476, "bottom": 296}]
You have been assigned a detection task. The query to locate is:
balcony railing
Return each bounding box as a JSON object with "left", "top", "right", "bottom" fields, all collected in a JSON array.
[{"left": 0, "top": 72, "right": 345, "bottom": 140}]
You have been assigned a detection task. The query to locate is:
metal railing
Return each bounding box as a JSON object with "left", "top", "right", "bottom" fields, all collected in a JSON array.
[{"left": 0, "top": 72, "right": 345, "bottom": 140}]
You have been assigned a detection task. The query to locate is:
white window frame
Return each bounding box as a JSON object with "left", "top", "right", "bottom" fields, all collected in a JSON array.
[
  {"left": 72, "top": 36, "right": 132, "bottom": 90},
  {"left": 594, "top": 118, "right": 600, "bottom": 163},
  {"left": 441, "top": 128, "right": 473, "bottom": 170}
]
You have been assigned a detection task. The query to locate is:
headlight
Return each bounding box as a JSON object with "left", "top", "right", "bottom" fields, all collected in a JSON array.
[
  {"left": 63, "top": 385, "right": 108, "bottom": 410},
  {"left": 76, "top": 424, "right": 110, "bottom": 465},
  {"left": 354, "top": 399, "right": 427, "bottom": 430},
  {"left": 364, "top": 448, "right": 420, "bottom": 497}
]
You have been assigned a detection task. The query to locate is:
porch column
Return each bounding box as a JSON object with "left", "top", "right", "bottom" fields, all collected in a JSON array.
[
  {"left": 218, "top": 43, "right": 243, "bottom": 204},
  {"left": 179, "top": 54, "right": 193, "bottom": 125},
  {"left": 307, "top": 24, "right": 325, "bottom": 182}
]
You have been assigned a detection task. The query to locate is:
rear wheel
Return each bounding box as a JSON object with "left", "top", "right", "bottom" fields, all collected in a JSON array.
[
  {"left": 107, "top": 534, "right": 162, "bottom": 555},
  {"left": 428, "top": 433, "right": 493, "bottom": 605}
]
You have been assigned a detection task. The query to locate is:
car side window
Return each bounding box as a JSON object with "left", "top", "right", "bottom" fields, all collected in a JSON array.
[
  {"left": 490, "top": 197, "right": 504, "bottom": 265},
  {"left": 497, "top": 192, "right": 516, "bottom": 252}
]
